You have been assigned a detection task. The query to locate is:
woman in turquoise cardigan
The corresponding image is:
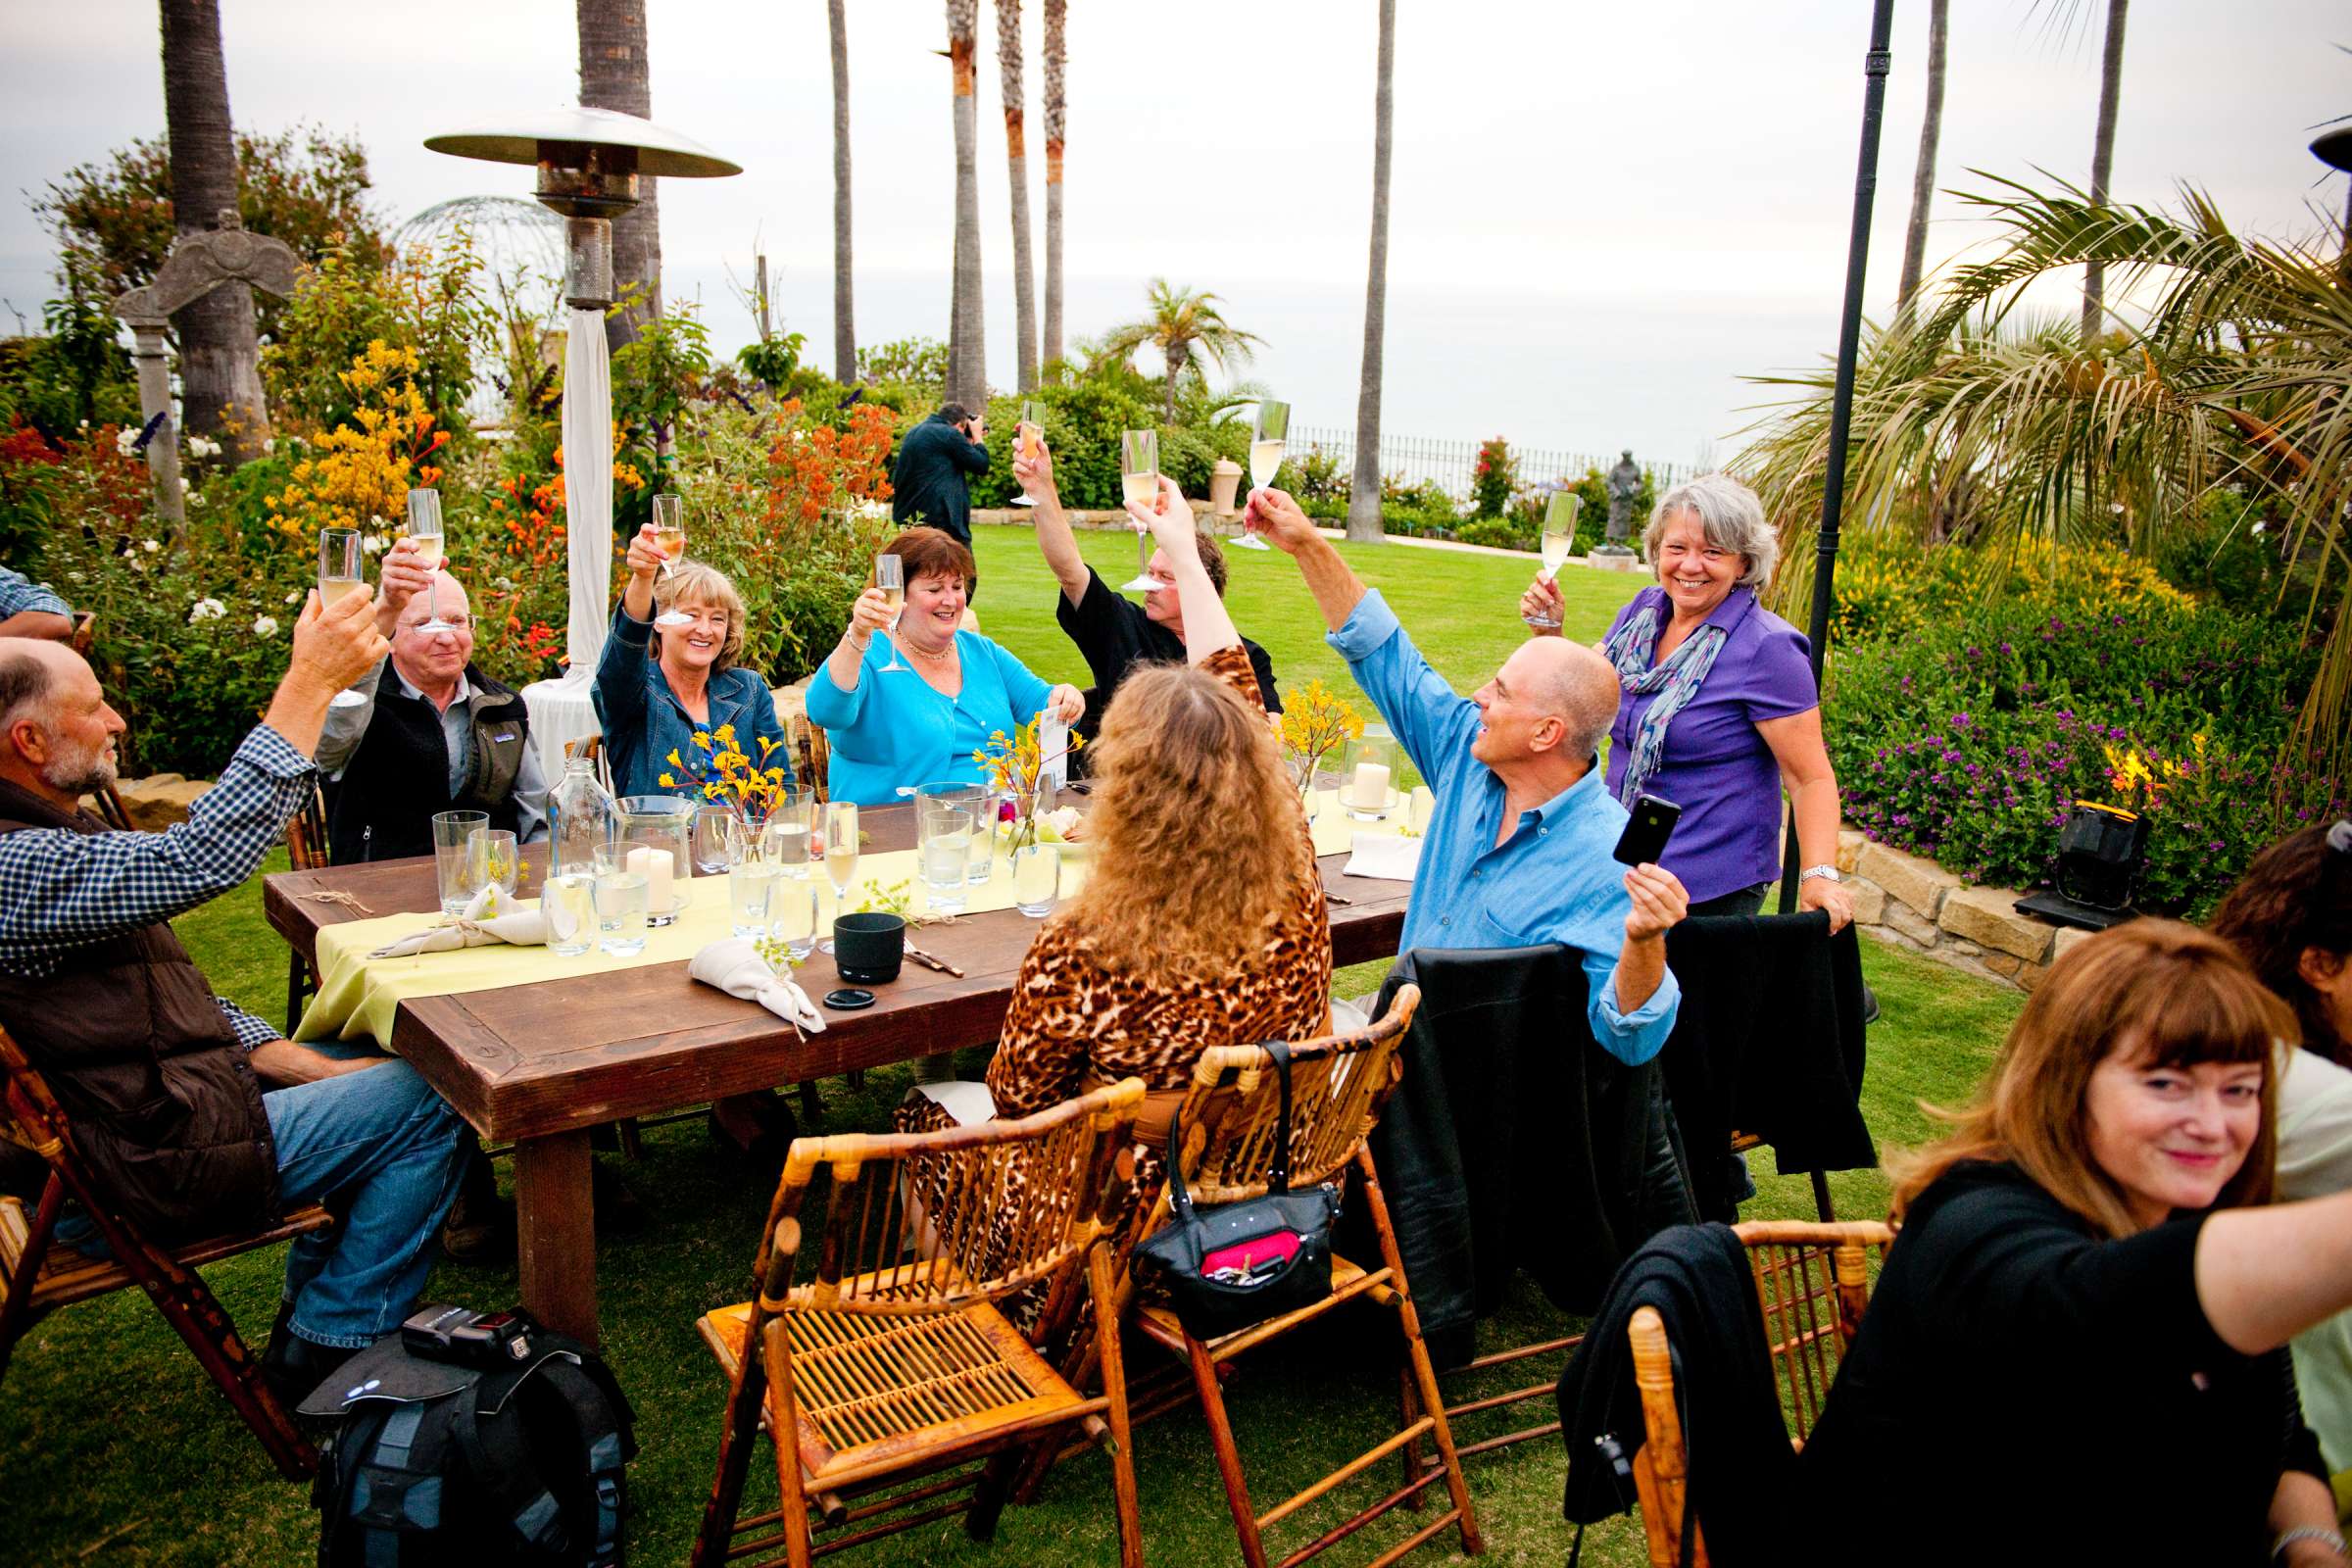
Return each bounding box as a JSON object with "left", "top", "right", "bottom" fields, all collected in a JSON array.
[{"left": 808, "top": 527, "right": 1085, "bottom": 808}]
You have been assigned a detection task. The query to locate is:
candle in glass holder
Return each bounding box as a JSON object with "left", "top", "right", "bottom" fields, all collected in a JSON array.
[
  {"left": 1348, "top": 761, "right": 1392, "bottom": 812},
  {"left": 626, "top": 845, "right": 674, "bottom": 911}
]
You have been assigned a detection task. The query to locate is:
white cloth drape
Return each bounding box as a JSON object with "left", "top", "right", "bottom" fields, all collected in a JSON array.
[{"left": 520, "top": 304, "right": 615, "bottom": 781}]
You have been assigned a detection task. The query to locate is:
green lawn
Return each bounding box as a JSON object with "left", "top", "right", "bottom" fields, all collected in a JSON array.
[{"left": 0, "top": 534, "right": 2026, "bottom": 1567}]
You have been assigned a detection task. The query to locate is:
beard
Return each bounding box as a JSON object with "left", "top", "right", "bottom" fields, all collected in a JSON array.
[{"left": 40, "top": 729, "right": 118, "bottom": 797}]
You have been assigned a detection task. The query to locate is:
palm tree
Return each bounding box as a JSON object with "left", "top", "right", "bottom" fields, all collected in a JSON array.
[
  {"left": 158, "top": 0, "right": 268, "bottom": 463},
  {"left": 829, "top": 0, "right": 856, "bottom": 383},
  {"left": 2082, "top": 0, "right": 2130, "bottom": 343},
  {"left": 1741, "top": 175, "right": 2352, "bottom": 775},
  {"left": 1041, "top": 0, "right": 1066, "bottom": 374},
  {"left": 998, "top": 0, "right": 1038, "bottom": 391},
  {"left": 1346, "top": 0, "right": 1396, "bottom": 542},
  {"left": 947, "top": 0, "right": 986, "bottom": 409},
  {"left": 577, "top": 0, "right": 661, "bottom": 352},
  {"left": 1098, "top": 281, "right": 1263, "bottom": 422},
  {"left": 1896, "top": 0, "right": 1949, "bottom": 312}
]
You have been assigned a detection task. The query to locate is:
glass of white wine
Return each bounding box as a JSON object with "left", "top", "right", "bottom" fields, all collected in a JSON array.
[
  {"left": 1236, "top": 399, "right": 1288, "bottom": 551},
  {"left": 319, "top": 527, "right": 371, "bottom": 710},
  {"left": 817, "top": 801, "right": 859, "bottom": 954},
  {"left": 650, "top": 493, "right": 692, "bottom": 628},
  {"left": 1119, "top": 428, "right": 1168, "bottom": 594},
  {"left": 1525, "top": 491, "right": 1582, "bottom": 630},
  {"left": 875, "top": 553, "right": 908, "bottom": 673},
  {"left": 1009, "top": 400, "right": 1045, "bottom": 506},
  {"left": 405, "top": 488, "right": 457, "bottom": 634}
]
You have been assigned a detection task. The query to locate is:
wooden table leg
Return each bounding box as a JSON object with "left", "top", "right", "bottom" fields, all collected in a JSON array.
[{"left": 514, "top": 1130, "right": 598, "bottom": 1347}]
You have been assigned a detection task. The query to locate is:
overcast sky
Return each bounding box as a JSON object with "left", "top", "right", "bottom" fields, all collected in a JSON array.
[{"left": 4, "top": 1, "right": 2346, "bottom": 467}]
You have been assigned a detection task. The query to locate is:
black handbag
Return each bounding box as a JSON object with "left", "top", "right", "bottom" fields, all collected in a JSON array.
[{"left": 1130, "top": 1043, "right": 1342, "bottom": 1340}]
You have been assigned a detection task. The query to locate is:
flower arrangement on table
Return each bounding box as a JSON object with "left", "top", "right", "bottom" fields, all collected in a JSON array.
[
  {"left": 1277, "top": 678, "right": 1364, "bottom": 798},
  {"left": 972, "top": 712, "right": 1084, "bottom": 855},
  {"left": 659, "top": 722, "right": 794, "bottom": 828}
]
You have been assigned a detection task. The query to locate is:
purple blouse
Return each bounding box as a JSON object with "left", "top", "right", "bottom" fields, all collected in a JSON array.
[{"left": 1601, "top": 585, "right": 1819, "bottom": 904}]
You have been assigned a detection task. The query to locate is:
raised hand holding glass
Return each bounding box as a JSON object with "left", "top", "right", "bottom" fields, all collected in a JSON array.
[
  {"left": 875, "top": 554, "right": 908, "bottom": 673},
  {"left": 651, "top": 494, "right": 692, "bottom": 628},
  {"left": 1119, "top": 429, "right": 1169, "bottom": 593}
]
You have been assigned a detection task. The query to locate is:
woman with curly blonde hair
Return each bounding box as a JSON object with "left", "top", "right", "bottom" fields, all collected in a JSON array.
[{"left": 896, "top": 479, "right": 1331, "bottom": 1182}]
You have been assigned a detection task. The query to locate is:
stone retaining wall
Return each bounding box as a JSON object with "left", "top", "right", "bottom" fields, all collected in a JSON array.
[{"left": 1836, "top": 828, "right": 2085, "bottom": 992}]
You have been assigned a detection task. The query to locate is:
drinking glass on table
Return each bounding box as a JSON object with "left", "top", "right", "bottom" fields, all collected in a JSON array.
[
  {"left": 1009, "top": 401, "right": 1046, "bottom": 506},
  {"left": 431, "top": 809, "right": 490, "bottom": 914},
  {"left": 650, "top": 493, "right": 691, "bottom": 628},
  {"left": 875, "top": 554, "right": 909, "bottom": 673},
  {"left": 817, "top": 801, "right": 859, "bottom": 953},
  {"left": 319, "top": 527, "right": 371, "bottom": 709},
  {"left": 769, "top": 877, "right": 820, "bottom": 961},
  {"left": 916, "top": 790, "right": 976, "bottom": 915},
  {"left": 591, "top": 844, "right": 650, "bottom": 956},
  {"left": 693, "top": 805, "right": 739, "bottom": 875},
  {"left": 405, "top": 488, "right": 458, "bottom": 634},
  {"left": 1119, "top": 429, "right": 1169, "bottom": 594},
  {"left": 729, "top": 855, "right": 780, "bottom": 938},
  {"left": 1236, "top": 400, "right": 1288, "bottom": 551},
  {"left": 1524, "top": 492, "right": 1581, "bottom": 629},
  {"left": 762, "top": 791, "right": 814, "bottom": 879},
  {"left": 1011, "top": 841, "right": 1061, "bottom": 918},
  {"left": 544, "top": 871, "right": 598, "bottom": 957},
  {"left": 467, "top": 828, "right": 520, "bottom": 906}
]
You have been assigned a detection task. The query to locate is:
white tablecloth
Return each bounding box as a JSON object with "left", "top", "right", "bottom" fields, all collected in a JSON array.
[{"left": 521, "top": 668, "right": 603, "bottom": 787}]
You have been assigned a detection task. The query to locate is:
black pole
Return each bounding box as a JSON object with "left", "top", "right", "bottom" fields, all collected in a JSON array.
[{"left": 1781, "top": 0, "right": 1896, "bottom": 915}]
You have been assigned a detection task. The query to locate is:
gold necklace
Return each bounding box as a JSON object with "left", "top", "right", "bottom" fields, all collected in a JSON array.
[{"left": 903, "top": 633, "right": 956, "bottom": 665}]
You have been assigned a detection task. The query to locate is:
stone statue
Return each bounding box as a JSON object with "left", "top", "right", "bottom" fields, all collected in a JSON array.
[{"left": 1601, "top": 450, "right": 1642, "bottom": 552}]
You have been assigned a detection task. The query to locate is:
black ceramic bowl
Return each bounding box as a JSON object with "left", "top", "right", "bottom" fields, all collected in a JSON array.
[{"left": 833, "top": 911, "right": 906, "bottom": 984}]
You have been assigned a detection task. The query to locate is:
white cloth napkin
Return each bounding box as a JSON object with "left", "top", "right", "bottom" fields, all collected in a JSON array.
[
  {"left": 1342, "top": 832, "right": 1424, "bottom": 884},
  {"left": 366, "top": 885, "right": 572, "bottom": 958},
  {"left": 689, "top": 938, "right": 827, "bottom": 1035}
]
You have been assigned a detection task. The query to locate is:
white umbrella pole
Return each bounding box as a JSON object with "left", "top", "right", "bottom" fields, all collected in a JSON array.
[{"left": 562, "top": 302, "right": 613, "bottom": 685}]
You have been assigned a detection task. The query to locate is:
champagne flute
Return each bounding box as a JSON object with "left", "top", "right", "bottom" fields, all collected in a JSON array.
[
  {"left": 875, "top": 554, "right": 908, "bottom": 673},
  {"left": 318, "top": 527, "right": 371, "bottom": 710},
  {"left": 1118, "top": 429, "right": 1169, "bottom": 594},
  {"left": 1009, "top": 400, "right": 1045, "bottom": 506},
  {"left": 1236, "top": 400, "right": 1288, "bottom": 551},
  {"left": 817, "top": 801, "right": 859, "bottom": 954},
  {"left": 651, "top": 493, "right": 692, "bottom": 628},
  {"left": 406, "top": 488, "right": 457, "bottom": 633},
  {"left": 1525, "top": 491, "right": 1582, "bottom": 630}
]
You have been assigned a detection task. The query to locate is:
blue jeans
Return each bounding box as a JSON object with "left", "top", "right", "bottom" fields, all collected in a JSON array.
[{"left": 266, "top": 1054, "right": 467, "bottom": 1349}]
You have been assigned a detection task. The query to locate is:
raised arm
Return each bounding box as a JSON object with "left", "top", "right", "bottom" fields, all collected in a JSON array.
[
  {"left": 1016, "top": 432, "right": 1091, "bottom": 605},
  {"left": 2198, "top": 1188, "right": 2352, "bottom": 1355},
  {"left": 1249, "top": 487, "right": 1365, "bottom": 632},
  {"left": 1132, "top": 477, "right": 1241, "bottom": 666}
]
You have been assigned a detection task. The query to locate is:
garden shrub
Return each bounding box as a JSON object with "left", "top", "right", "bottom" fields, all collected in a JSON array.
[
  {"left": 1822, "top": 527, "right": 2189, "bottom": 646},
  {"left": 1471, "top": 438, "right": 1514, "bottom": 517}
]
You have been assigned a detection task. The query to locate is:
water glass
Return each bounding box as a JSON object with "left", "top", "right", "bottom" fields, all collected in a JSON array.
[
  {"left": 916, "top": 796, "right": 975, "bottom": 914},
  {"left": 730, "top": 858, "right": 780, "bottom": 938},
  {"left": 762, "top": 792, "right": 815, "bottom": 878},
  {"left": 1012, "top": 842, "right": 1060, "bottom": 918},
  {"left": 965, "top": 791, "right": 1002, "bottom": 885},
  {"left": 591, "top": 845, "right": 650, "bottom": 956},
  {"left": 544, "top": 873, "right": 598, "bottom": 956},
  {"left": 467, "top": 828, "right": 520, "bottom": 906},
  {"left": 769, "top": 877, "right": 820, "bottom": 960},
  {"left": 693, "top": 806, "right": 739, "bottom": 875},
  {"left": 432, "top": 809, "right": 490, "bottom": 914}
]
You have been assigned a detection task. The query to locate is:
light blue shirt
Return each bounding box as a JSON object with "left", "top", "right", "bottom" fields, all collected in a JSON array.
[
  {"left": 1328, "top": 590, "right": 1681, "bottom": 1064},
  {"left": 806, "top": 630, "right": 1054, "bottom": 808}
]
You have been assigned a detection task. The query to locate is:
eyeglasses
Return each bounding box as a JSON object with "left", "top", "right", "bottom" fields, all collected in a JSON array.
[{"left": 403, "top": 614, "right": 473, "bottom": 636}]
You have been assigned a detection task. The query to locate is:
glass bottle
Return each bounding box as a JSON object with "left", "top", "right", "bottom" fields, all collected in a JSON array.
[{"left": 547, "top": 756, "right": 618, "bottom": 880}]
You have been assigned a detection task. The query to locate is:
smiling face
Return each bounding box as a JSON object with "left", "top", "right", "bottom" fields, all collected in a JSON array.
[
  {"left": 389, "top": 574, "right": 474, "bottom": 692},
  {"left": 659, "top": 600, "right": 732, "bottom": 674},
  {"left": 2082, "top": 1041, "right": 2264, "bottom": 1229},
  {"left": 37, "top": 656, "right": 125, "bottom": 796},
  {"left": 1653, "top": 509, "right": 1744, "bottom": 621},
  {"left": 900, "top": 570, "right": 968, "bottom": 647},
  {"left": 1470, "top": 641, "right": 1568, "bottom": 769}
]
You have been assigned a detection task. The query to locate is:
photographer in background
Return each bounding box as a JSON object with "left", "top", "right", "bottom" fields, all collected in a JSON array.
[{"left": 890, "top": 400, "right": 990, "bottom": 546}]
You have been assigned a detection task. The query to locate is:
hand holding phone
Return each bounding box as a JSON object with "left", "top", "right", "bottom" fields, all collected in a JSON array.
[{"left": 1612, "top": 793, "right": 1682, "bottom": 867}]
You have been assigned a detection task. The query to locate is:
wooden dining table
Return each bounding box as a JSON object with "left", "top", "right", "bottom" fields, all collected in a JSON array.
[{"left": 262, "top": 798, "right": 1413, "bottom": 1344}]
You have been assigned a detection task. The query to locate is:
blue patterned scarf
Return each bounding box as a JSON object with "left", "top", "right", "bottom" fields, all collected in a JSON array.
[{"left": 1600, "top": 592, "right": 1734, "bottom": 807}]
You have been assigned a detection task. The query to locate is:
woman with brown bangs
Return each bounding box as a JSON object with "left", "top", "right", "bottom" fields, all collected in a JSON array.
[
  {"left": 1799, "top": 920, "right": 2352, "bottom": 1567},
  {"left": 895, "top": 478, "right": 1330, "bottom": 1206}
]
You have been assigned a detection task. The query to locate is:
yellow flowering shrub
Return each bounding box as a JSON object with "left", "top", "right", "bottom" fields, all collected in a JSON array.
[
  {"left": 264, "top": 340, "right": 449, "bottom": 545},
  {"left": 1828, "top": 530, "right": 2190, "bottom": 647}
]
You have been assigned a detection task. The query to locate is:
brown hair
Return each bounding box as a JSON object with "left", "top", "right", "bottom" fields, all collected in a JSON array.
[
  {"left": 1189, "top": 533, "right": 1229, "bottom": 597},
  {"left": 1889, "top": 918, "right": 2290, "bottom": 1238},
  {"left": 650, "top": 560, "right": 747, "bottom": 674},
  {"left": 881, "top": 526, "right": 978, "bottom": 601},
  {"left": 2210, "top": 822, "right": 2352, "bottom": 1066},
  {"left": 1054, "top": 663, "right": 1312, "bottom": 983}
]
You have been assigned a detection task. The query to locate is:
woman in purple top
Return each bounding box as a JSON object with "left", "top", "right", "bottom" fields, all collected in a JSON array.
[{"left": 1523, "top": 472, "right": 1853, "bottom": 926}]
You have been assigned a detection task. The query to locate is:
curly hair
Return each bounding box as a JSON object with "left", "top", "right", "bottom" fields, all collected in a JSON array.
[
  {"left": 2210, "top": 821, "right": 2352, "bottom": 1065},
  {"left": 650, "top": 560, "right": 748, "bottom": 674},
  {"left": 1054, "top": 662, "right": 1313, "bottom": 984}
]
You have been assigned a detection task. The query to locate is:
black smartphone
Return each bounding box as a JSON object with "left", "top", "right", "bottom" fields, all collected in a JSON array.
[{"left": 1612, "top": 794, "right": 1683, "bottom": 867}]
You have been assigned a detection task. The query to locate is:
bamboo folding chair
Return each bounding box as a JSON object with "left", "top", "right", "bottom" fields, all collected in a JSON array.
[
  {"left": 691, "top": 1078, "right": 1149, "bottom": 1568},
  {"left": 0, "top": 1025, "right": 333, "bottom": 1480},
  {"left": 281, "top": 783, "right": 330, "bottom": 1034},
  {"left": 1628, "top": 1219, "right": 1893, "bottom": 1568}
]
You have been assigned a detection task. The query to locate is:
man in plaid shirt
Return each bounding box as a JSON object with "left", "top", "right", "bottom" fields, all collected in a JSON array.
[{"left": 0, "top": 587, "right": 467, "bottom": 1407}]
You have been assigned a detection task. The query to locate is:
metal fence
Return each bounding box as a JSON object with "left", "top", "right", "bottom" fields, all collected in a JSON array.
[{"left": 1286, "top": 424, "right": 1690, "bottom": 501}]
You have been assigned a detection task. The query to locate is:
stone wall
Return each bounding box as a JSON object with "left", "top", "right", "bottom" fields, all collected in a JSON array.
[{"left": 1836, "top": 829, "right": 2086, "bottom": 992}]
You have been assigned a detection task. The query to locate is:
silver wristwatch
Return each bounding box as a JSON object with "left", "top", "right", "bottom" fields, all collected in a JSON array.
[{"left": 1798, "top": 864, "right": 1841, "bottom": 884}]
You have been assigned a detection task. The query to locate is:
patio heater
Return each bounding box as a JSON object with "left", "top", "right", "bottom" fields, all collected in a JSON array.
[{"left": 423, "top": 109, "right": 741, "bottom": 775}]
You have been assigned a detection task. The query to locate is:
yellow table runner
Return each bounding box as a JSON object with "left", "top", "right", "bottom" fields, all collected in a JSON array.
[{"left": 293, "top": 793, "right": 1391, "bottom": 1050}]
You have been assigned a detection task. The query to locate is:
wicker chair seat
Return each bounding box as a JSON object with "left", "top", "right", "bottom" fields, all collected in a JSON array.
[
  {"left": 0, "top": 1193, "right": 333, "bottom": 1316},
  {"left": 699, "top": 1292, "right": 1082, "bottom": 1486}
]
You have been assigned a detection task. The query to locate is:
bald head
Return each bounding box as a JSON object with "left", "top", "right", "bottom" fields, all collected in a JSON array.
[
  {"left": 1503, "top": 637, "right": 1621, "bottom": 761},
  {"left": 0, "top": 639, "right": 122, "bottom": 806},
  {"left": 0, "top": 638, "right": 84, "bottom": 731}
]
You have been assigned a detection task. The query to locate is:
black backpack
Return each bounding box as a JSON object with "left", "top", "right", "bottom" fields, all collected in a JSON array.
[{"left": 306, "top": 1309, "right": 636, "bottom": 1567}]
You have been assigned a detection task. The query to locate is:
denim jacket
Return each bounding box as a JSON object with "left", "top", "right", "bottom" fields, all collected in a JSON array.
[{"left": 591, "top": 602, "right": 790, "bottom": 800}]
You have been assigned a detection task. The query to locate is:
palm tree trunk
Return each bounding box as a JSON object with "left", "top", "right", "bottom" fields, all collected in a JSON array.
[
  {"left": 1041, "top": 0, "right": 1066, "bottom": 374},
  {"left": 159, "top": 0, "right": 268, "bottom": 464},
  {"left": 1345, "top": 0, "right": 1396, "bottom": 542},
  {"left": 999, "top": 0, "right": 1038, "bottom": 391},
  {"left": 949, "top": 0, "right": 986, "bottom": 409},
  {"left": 2081, "top": 0, "right": 2128, "bottom": 346},
  {"left": 1162, "top": 341, "right": 1186, "bottom": 423},
  {"left": 830, "top": 0, "right": 857, "bottom": 383},
  {"left": 578, "top": 0, "right": 661, "bottom": 353},
  {"left": 1896, "top": 0, "right": 1947, "bottom": 313}
]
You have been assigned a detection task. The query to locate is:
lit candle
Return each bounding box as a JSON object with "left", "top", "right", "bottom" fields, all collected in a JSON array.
[
  {"left": 626, "top": 846, "right": 674, "bottom": 910},
  {"left": 1348, "top": 761, "right": 1392, "bottom": 812}
]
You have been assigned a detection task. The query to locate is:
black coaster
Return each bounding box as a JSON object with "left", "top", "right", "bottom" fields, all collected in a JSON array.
[{"left": 822, "top": 988, "right": 876, "bottom": 1011}]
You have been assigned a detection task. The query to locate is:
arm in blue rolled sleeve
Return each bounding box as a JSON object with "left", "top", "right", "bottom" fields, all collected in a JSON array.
[
  {"left": 1585, "top": 950, "right": 1680, "bottom": 1066},
  {"left": 1323, "top": 591, "right": 1481, "bottom": 787}
]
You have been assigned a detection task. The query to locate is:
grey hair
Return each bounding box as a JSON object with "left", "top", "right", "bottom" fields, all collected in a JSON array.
[
  {"left": 0, "top": 645, "right": 56, "bottom": 735},
  {"left": 1642, "top": 472, "right": 1779, "bottom": 589}
]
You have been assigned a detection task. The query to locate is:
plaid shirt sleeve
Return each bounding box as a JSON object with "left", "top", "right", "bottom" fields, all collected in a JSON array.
[
  {"left": 0, "top": 566, "right": 71, "bottom": 618},
  {"left": 0, "top": 724, "right": 316, "bottom": 979},
  {"left": 214, "top": 996, "right": 282, "bottom": 1049}
]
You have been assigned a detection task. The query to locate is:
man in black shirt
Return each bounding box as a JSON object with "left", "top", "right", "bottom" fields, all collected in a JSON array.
[
  {"left": 1014, "top": 431, "right": 1280, "bottom": 770},
  {"left": 890, "top": 401, "right": 991, "bottom": 545}
]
